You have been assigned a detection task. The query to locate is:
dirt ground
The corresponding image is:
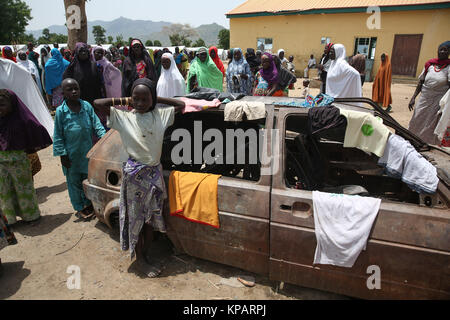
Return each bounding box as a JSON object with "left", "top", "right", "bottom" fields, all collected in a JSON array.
[{"left": 0, "top": 81, "right": 417, "bottom": 300}]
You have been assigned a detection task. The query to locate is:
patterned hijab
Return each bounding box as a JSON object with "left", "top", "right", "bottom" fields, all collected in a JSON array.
[{"left": 259, "top": 52, "right": 279, "bottom": 84}]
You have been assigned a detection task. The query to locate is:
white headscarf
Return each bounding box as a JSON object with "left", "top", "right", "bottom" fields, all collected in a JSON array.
[
  {"left": 326, "top": 44, "right": 362, "bottom": 99},
  {"left": 17, "top": 50, "right": 43, "bottom": 93},
  {"left": 0, "top": 58, "right": 54, "bottom": 137},
  {"left": 157, "top": 53, "right": 186, "bottom": 99}
]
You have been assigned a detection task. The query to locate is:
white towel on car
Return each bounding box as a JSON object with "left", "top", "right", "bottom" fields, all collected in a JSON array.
[
  {"left": 312, "top": 191, "right": 381, "bottom": 268},
  {"left": 224, "top": 101, "right": 266, "bottom": 121}
]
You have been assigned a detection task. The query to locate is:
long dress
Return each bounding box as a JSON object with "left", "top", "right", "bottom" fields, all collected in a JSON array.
[{"left": 408, "top": 65, "right": 450, "bottom": 145}]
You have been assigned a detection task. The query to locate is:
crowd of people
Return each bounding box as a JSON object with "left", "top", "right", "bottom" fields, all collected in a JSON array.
[{"left": 0, "top": 38, "right": 449, "bottom": 277}]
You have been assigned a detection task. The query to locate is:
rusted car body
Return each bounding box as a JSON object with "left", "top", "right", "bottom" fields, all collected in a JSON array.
[{"left": 83, "top": 96, "right": 450, "bottom": 299}]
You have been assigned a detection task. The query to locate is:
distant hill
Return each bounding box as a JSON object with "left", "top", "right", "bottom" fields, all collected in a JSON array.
[{"left": 28, "top": 17, "right": 226, "bottom": 46}]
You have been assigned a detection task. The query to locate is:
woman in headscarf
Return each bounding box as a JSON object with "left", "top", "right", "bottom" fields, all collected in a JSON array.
[
  {"left": 273, "top": 55, "right": 297, "bottom": 96},
  {"left": 187, "top": 47, "right": 224, "bottom": 93},
  {"left": 17, "top": 50, "right": 43, "bottom": 94},
  {"left": 92, "top": 46, "right": 122, "bottom": 99},
  {"left": 209, "top": 46, "right": 225, "bottom": 78},
  {"left": 226, "top": 48, "right": 252, "bottom": 95},
  {"left": 153, "top": 49, "right": 164, "bottom": 80},
  {"left": 1, "top": 47, "right": 16, "bottom": 63},
  {"left": 372, "top": 53, "right": 392, "bottom": 112},
  {"left": 326, "top": 44, "right": 362, "bottom": 99},
  {"left": 45, "top": 48, "right": 70, "bottom": 109},
  {"left": 157, "top": 52, "right": 186, "bottom": 100},
  {"left": 278, "top": 49, "right": 288, "bottom": 69},
  {"left": 0, "top": 89, "right": 52, "bottom": 225},
  {"left": 27, "top": 42, "right": 41, "bottom": 77},
  {"left": 246, "top": 48, "right": 261, "bottom": 76},
  {"left": 39, "top": 47, "right": 51, "bottom": 97},
  {"left": 63, "top": 42, "right": 104, "bottom": 107},
  {"left": 253, "top": 52, "right": 282, "bottom": 96},
  {"left": 122, "top": 39, "right": 156, "bottom": 96},
  {"left": 63, "top": 49, "right": 72, "bottom": 62},
  {"left": 408, "top": 41, "right": 450, "bottom": 145},
  {"left": 318, "top": 43, "right": 333, "bottom": 93},
  {"left": 110, "top": 46, "right": 123, "bottom": 71}
]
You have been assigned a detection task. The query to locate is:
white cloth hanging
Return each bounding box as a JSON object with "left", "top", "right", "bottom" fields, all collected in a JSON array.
[
  {"left": 326, "top": 44, "right": 362, "bottom": 99},
  {"left": 434, "top": 89, "right": 450, "bottom": 142},
  {"left": 312, "top": 191, "right": 381, "bottom": 268},
  {"left": 0, "top": 58, "right": 54, "bottom": 137},
  {"left": 157, "top": 52, "right": 186, "bottom": 100}
]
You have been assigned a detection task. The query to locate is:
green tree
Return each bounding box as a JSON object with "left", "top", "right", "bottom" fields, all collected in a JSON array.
[
  {"left": 145, "top": 40, "right": 153, "bottom": 46},
  {"left": 42, "top": 28, "right": 51, "bottom": 42},
  {"left": 128, "top": 37, "right": 133, "bottom": 45},
  {"left": 217, "top": 29, "right": 230, "bottom": 50},
  {"left": 0, "top": 0, "right": 32, "bottom": 44},
  {"left": 182, "top": 38, "right": 192, "bottom": 47},
  {"left": 154, "top": 40, "right": 162, "bottom": 47},
  {"left": 115, "top": 35, "right": 124, "bottom": 47},
  {"left": 19, "top": 33, "right": 36, "bottom": 44},
  {"left": 92, "top": 25, "right": 106, "bottom": 44},
  {"left": 193, "top": 38, "right": 206, "bottom": 48},
  {"left": 107, "top": 36, "right": 114, "bottom": 44}
]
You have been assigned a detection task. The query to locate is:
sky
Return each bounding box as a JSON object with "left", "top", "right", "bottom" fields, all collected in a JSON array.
[{"left": 24, "top": 0, "right": 244, "bottom": 30}]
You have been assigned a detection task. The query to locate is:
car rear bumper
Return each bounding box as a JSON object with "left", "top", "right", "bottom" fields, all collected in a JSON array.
[{"left": 83, "top": 179, "right": 120, "bottom": 228}]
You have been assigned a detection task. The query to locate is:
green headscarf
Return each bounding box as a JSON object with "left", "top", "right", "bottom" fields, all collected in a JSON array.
[{"left": 187, "top": 47, "right": 223, "bottom": 92}]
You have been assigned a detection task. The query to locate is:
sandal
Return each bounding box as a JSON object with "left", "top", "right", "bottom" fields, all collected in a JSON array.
[{"left": 75, "top": 211, "right": 94, "bottom": 221}]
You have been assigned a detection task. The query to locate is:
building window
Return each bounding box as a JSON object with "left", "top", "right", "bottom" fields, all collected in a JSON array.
[
  {"left": 354, "top": 37, "right": 377, "bottom": 59},
  {"left": 321, "top": 37, "right": 331, "bottom": 45},
  {"left": 257, "top": 38, "right": 273, "bottom": 53}
]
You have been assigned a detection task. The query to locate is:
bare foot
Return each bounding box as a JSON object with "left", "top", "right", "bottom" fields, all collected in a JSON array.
[{"left": 137, "top": 259, "right": 162, "bottom": 278}]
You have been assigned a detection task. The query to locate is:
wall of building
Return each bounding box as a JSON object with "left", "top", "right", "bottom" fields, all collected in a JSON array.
[{"left": 229, "top": 9, "right": 450, "bottom": 79}]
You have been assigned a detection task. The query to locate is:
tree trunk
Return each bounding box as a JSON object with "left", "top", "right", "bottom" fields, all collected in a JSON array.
[{"left": 64, "top": 0, "right": 87, "bottom": 50}]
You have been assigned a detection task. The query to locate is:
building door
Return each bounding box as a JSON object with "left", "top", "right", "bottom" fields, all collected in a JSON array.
[{"left": 391, "top": 34, "right": 423, "bottom": 77}]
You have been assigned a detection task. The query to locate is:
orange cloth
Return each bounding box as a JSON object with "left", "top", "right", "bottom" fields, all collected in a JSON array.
[
  {"left": 372, "top": 54, "right": 392, "bottom": 108},
  {"left": 169, "top": 171, "right": 221, "bottom": 228}
]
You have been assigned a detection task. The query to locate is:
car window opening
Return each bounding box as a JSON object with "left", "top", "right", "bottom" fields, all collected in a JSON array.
[{"left": 284, "top": 114, "right": 421, "bottom": 205}]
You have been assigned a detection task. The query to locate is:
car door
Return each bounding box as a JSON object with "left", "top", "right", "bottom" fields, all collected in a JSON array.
[
  {"left": 164, "top": 106, "right": 275, "bottom": 276},
  {"left": 269, "top": 107, "right": 450, "bottom": 299}
]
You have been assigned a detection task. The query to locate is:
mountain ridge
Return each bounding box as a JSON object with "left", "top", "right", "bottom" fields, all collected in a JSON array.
[{"left": 28, "top": 17, "right": 226, "bottom": 46}]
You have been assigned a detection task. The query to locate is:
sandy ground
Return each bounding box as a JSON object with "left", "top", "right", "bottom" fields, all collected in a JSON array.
[{"left": 0, "top": 82, "right": 417, "bottom": 300}]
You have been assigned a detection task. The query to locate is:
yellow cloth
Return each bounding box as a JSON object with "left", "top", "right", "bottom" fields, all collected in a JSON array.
[
  {"left": 339, "top": 109, "right": 390, "bottom": 157},
  {"left": 169, "top": 171, "right": 221, "bottom": 228}
]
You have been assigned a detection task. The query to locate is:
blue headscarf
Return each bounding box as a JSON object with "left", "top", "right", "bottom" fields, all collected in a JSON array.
[{"left": 44, "top": 48, "right": 70, "bottom": 94}]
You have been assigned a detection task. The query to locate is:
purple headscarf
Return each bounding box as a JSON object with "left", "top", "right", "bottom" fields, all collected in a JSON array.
[
  {"left": 92, "top": 46, "right": 123, "bottom": 98},
  {"left": 0, "top": 89, "right": 52, "bottom": 154},
  {"left": 259, "top": 52, "right": 279, "bottom": 84}
]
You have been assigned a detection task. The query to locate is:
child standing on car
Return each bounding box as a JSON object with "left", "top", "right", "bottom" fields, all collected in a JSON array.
[
  {"left": 53, "top": 78, "right": 106, "bottom": 220},
  {"left": 93, "top": 78, "right": 185, "bottom": 278}
]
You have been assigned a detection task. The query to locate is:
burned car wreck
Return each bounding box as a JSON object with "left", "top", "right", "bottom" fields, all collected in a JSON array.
[{"left": 83, "top": 96, "right": 450, "bottom": 299}]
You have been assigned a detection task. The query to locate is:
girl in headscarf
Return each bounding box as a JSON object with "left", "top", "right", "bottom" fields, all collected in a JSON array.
[
  {"left": 408, "top": 41, "right": 450, "bottom": 145},
  {"left": 209, "top": 46, "right": 225, "bottom": 77},
  {"left": 0, "top": 89, "right": 52, "bottom": 225},
  {"left": 246, "top": 48, "right": 261, "bottom": 76},
  {"left": 2, "top": 47, "right": 16, "bottom": 63},
  {"left": 27, "top": 42, "right": 41, "bottom": 77},
  {"left": 153, "top": 49, "right": 164, "bottom": 80},
  {"left": 326, "top": 44, "right": 362, "bottom": 99},
  {"left": 226, "top": 48, "right": 252, "bottom": 95},
  {"left": 110, "top": 46, "right": 123, "bottom": 71},
  {"left": 92, "top": 46, "right": 122, "bottom": 99},
  {"left": 273, "top": 55, "right": 297, "bottom": 96},
  {"left": 122, "top": 39, "right": 156, "bottom": 96},
  {"left": 39, "top": 47, "right": 51, "bottom": 96},
  {"left": 318, "top": 43, "right": 333, "bottom": 93},
  {"left": 93, "top": 78, "right": 185, "bottom": 278},
  {"left": 157, "top": 52, "right": 186, "bottom": 100},
  {"left": 372, "top": 53, "right": 392, "bottom": 112},
  {"left": 17, "top": 50, "right": 43, "bottom": 94},
  {"left": 45, "top": 48, "right": 70, "bottom": 109},
  {"left": 253, "top": 52, "right": 282, "bottom": 96},
  {"left": 63, "top": 42, "right": 104, "bottom": 107},
  {"left": 187, "top": 47, "right": 224, "bottom": 93}
]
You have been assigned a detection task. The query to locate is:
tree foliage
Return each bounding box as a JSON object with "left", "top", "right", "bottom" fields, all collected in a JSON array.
[
  {"left": 92, "top": 25, "right": 106, "bottom": 44},
  {"left": 107, "top": 36, "right": 114, "bottom": 44},
  {"left": 217, "top": 29, "right": 230, "bottom": 50},
  {"left": 164, "top": 23, "right": 197, "bottom": 47},
  {"left": 37, "top": 28, "right": 68, "bottom": 45},
  {"left": 145, "top": 40, "right": 153, "bottom": 46},
  {"left": 0, "top": 0, "right": 32, "bottom": 44},
  {"left": 115, "top": 34, "right": 125, "bottom": 47},
  {"left": 153, "top": 40, "right": 162, "bottom": 47},
  {"left": 193, "top": 38, "right": 206, "bottom": 48}
]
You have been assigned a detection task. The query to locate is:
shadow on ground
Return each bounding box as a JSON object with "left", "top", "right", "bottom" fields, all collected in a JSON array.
[
  {"left": 10, "top": 213, "right": 72, "bottom": 237},
  {"left": 0, "top": 261, "right": 31, "bottom": 299},
  {"left": 36, "top": 182, "right": 68, "bottom": 204}
]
